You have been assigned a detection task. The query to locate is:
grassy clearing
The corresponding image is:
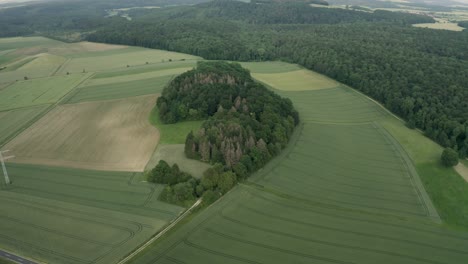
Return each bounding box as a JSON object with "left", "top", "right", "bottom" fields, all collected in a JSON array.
[
  {"left": 0, "top": 74, "right": 87, "bottom": 111},
  {"left": 145, "top": 144, "right": 210, "bottom": 178},
  {"left": 129, "top": 62, "right": 468, "bottom": 264},
  {"left": 58, "top": 49, "right": 200, "bottom": 74},
  {"left": 413, "top": 23, "right": 465, "bottom": 31},
  {"left": 66, "top": 75, "right": 172, "bottom": 104},
  {"left": 5, "top": 95, "right": 160, "bottom": 172},
  {"left": 149, "top": 106, "right": 203, "bottom": 145},
  {"left": 0, "top": 163, "right": 183, "bottom": 264},
  {"left": 253, "top": 69, "right": 339, "bottom": 91},
  {"left": 0, "top": 105, "right": 50, "bottom": 147}
]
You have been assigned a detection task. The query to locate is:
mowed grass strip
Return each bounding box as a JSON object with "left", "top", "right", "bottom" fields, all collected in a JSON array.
[
  {"left": 93, "top": 60, "right": 198, "bottom": 79},
  {"left": 66, "top": 75, "right": 173, "bottom": 104},
  {"left": 84, "top": 67, "right": 192, "bottom": 87},
  {"left": 0, "top": 105, "right": 49, "bottom": 146},
  {"left": 5, "top": 95, "right": 160, "bottom": 172},
  {"left": 381, "top": 118, "right": 468, "bottom": 230},
  {"left": 253, "top": 69, "right": 339, "bottom": 91},
  {"left": 0, "top": 74, "right": 87, "bottom": 111}
]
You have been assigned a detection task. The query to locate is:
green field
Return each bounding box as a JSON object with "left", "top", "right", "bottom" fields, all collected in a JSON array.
[
  {"left": 0, "top": 74, "right": 88, "bottom": 111},
  {"left": 129, "top": 62, "right": 468, "bottom": 264},
  {"left": 0, "top": 37, "right": 206, "bottom": 264},
  {"left": 0, "top": 105, "right": 50, "bottom": 147},
  {"left": 57, "top": 48, "right": 200, "bottom": 74},
  {"left": 145, "top": 144, "right": 210, "bottom": 178},
  {"left": 0, "top": 163, "right": 183, "bottom": 264},
  {"left": 65, "top": 75, "right": 173, "bottom": 104}
]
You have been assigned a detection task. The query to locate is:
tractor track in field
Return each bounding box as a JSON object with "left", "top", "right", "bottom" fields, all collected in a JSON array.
[
  {"left": 237, "top": 205, "right": 468, "bottom": 256},
  {"left": 278, "top": 162, "right": 416, "bottom": 191},
  {"left": 267, "top": 168, "right": 422, "bottom": 205},
  {"left": 10, "top": 185, "right": 176, "bottom": 216},
  {"left": 244, "top": 188, "right": 468, "bottom": 241},
  {"left": 209, "top": 217, "right": 449, "bottom": 264}
]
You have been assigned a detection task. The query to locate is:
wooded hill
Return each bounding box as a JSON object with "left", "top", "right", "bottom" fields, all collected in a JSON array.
[{"left": 157, "top": 61, "right": 299, "bottom": 178}]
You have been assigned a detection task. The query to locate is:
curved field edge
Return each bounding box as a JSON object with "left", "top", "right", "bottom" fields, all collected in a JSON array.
[
  {"left": 0, "top": 163, "right": 184, "bottom": 264},
  {"left": 124, "top": 61, "right": 468, "bottom": 264}
]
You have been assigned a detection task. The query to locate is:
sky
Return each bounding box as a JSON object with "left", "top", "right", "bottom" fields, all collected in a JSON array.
[{"left": 0, "top": 0, "right": 467, "bottom": 5}]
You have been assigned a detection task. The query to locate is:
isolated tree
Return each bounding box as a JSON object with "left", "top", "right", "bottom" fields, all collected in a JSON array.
[
  {"left": 148, "top": 160, "right": 172, "bottom": 183},
  {"left": 23, "top": 76, "right": 28, "bottom": 80},
  {"left": 441, "top": 148, "right": 459, "bottom": 167}
]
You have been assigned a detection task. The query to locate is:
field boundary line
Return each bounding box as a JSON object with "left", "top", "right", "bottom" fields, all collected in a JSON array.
[
  {"left": 117, "top": 199, "right": 202, "bottom": 264},
  {"left": 1, "top": 73, "right": 94, "bottom": 148},
  {"left": 374, "top": 122, "right": 441, "bottom": 223},
  {"left": 50, "top": 58, "right": 71, "bottom": 76}
]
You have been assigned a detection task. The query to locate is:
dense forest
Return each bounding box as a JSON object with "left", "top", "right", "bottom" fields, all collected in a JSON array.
[
  {"left": 159, "top": 61, "right": 298, "bottom": 175},
  {"left": 1, "top": 0, "right": 467, "bottom": 157}
]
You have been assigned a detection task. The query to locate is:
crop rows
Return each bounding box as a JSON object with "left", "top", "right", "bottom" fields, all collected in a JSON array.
[{"left": 129, "top": 65, "right": 468, "bottom": 264}]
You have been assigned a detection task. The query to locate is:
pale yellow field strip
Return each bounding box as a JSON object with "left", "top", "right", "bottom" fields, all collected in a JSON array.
[
  {"left": 17, "top": 53, "right": 66, "bottom": 71},
  {"left": 84, "top": 67, "right": 192, "bottom": 87},
  {"left": 252, "top": 69, "right": 339, "bottom": 91},
  {"left": 48, "top": 41, "right": 128, "bottom": 55},
  {"left": 413, "top": 23, "right": 465, "bottom": 31},
  {"left": 455, "top": 163, "right": 468, "bottom": 182},
  {"left": 5, "top": 94, "right": 160, "bottom": 172}
]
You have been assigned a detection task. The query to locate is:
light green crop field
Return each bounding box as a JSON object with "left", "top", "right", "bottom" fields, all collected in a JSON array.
[
  {"left": 93, "top": 60, "right": 197, "bottom": 79},
  {"left": 253, "top": 69, "right": 339, "bottom": 91},
  {"left": 57, "top": 48, "right": 200, "bottom": 74},
  {"left": 129, "top": 62, "right": 468, "bottom": 264},
  {"left": 85, "top": 67, "right": 191, "bottom": 87},
  {"left": 65, "top": 75, "right": 173, "bottom": 104},
  {"left": 0, "top": 105, "right": 50, "bottom": 147},
  {"left": 0, "top": 163, "right": 183, "bottom": 264},
  {"left": 0, "top": 74, "right": 88, "bottom": 111}
]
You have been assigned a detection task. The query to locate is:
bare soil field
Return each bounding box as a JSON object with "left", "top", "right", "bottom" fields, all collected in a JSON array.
[{"left": 5, "top": 95, "right": 160, "bottom": 171}]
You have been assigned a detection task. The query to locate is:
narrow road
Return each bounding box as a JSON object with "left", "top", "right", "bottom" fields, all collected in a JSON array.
[
  {"left": 0, "top": 249, "right": 38, "bottom": 264},
  {"left": 117, "top": 198, "right": 202, "bottom": 264}
]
